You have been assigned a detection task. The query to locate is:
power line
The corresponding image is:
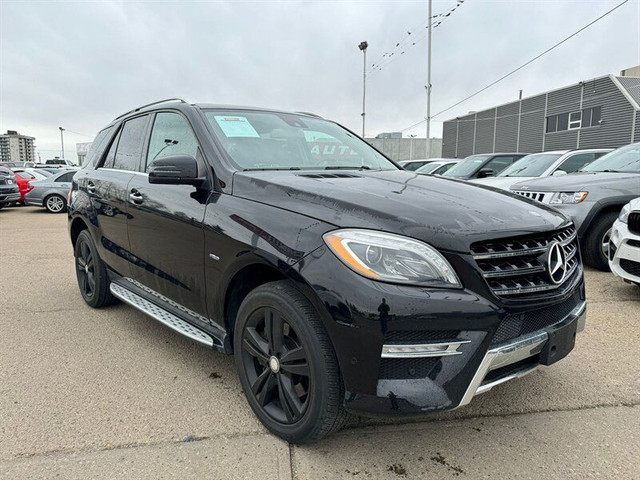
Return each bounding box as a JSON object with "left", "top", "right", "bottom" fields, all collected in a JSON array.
[{"left": 400, "top": 0, "right": 630, "bottom": 132}]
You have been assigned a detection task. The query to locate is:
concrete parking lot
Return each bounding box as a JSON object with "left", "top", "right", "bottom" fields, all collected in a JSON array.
[{"left": 1, "top": 207, "right": 639, "bottom": 479}]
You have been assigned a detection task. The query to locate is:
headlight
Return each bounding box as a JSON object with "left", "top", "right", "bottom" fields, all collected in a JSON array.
[
  {"left": 323, "top": 229, "right": 461, "bottom": 288},
  {"left": 549, "top": 192, "right": 588, "bottom": 204},
  {"left": 618, "top": 203, "right": 631, "bottom": 223}
]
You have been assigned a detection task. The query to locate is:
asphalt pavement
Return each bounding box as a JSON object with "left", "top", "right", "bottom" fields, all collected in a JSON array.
[{"left": 1, "top": 207, "right": 638, "bottom": 479}]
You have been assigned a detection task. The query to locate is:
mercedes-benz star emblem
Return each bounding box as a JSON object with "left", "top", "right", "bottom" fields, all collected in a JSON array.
[{"left": 547, "top": 241, "right": 567, "bottom": 285}]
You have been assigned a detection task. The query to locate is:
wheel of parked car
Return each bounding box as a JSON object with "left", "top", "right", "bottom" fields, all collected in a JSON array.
[
  {"left": 44, "top": 194, "right": 67, "bottom": 213},
  {"left": 74, "top": 230, "right": 117, "bottom": 308},
  {"left": 234, "top": 280, "right": 348, "bottom": 444},
  {"left": 583, "top": 212, "right": 619, "bottom": 271}
]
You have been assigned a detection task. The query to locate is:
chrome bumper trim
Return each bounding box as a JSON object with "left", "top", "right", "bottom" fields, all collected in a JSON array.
[
  {"left": 458, "top": 300, "right": 586, "bottom": 407},
  {"left": 381, "top": 340, "right": 470, "bottom": 358}
]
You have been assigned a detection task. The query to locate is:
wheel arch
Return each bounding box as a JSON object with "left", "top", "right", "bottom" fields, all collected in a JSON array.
[{"left": 70, "top": 216, "right": 89, "bottom": 247}]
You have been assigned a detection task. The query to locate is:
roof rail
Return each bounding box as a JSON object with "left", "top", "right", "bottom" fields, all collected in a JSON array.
[
  {"left": 296, "top": 111, "right": 323, "bottom": 118},
  {"left": 114, "top": 98, "right": 188, "bottom": 121}
]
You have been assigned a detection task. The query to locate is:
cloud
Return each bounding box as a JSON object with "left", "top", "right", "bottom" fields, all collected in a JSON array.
[{"left": 1, "top": 0, "right": 637, "bottom": 159}]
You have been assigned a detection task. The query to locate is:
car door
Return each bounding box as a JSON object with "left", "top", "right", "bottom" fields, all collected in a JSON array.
[
  {"left": 553, "top": 152, "right": 598, "bottom": 174},
  {"left": 78, "top": 115, "right": 151, "bottom": 277},
  {"left": 126, "top": 111, "right": 209, "bottom": 318}
]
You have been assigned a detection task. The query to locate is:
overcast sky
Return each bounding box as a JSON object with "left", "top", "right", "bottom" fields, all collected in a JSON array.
[{"left": 1, "top": 0, "right": 638, "bottom": 161}]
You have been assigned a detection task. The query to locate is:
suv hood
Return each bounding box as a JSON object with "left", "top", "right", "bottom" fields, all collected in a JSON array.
[
  {"left": 232, "top": 170, "right": 567, "bottom": 252},
  {"left": 510, "top": 171, "right": 640, "bottom": 192}
]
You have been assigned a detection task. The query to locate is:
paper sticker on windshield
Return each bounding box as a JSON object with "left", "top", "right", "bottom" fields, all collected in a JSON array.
[{"left": 214, "top": 116, "right": 260, "bottom": 138}]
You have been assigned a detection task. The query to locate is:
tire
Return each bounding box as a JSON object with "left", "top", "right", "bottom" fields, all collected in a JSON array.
[
  {"left": 74, "top": 230, "right": 117, "bottom": 308},
  {"left": 44, "top": 194, "right": 67, "bottom": 213},
  {"left": 234, "top": 280, "right": 348, "bottom": 444},
  {"left": 582, "top": 212, "right": 618, "bottom": 271}
]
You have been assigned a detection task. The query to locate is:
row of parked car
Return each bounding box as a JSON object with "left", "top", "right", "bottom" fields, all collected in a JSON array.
[
  {"left": 0, "top": 164, "right": 77, "bottom": 213},
  {"left": 400, "top": 142, "right": 640, "bottom": 286}
]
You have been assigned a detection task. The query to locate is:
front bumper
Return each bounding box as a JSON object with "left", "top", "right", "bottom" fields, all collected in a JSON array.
[
  {"left": 609, "top": 219, "right": 640, "bottom": 284},
  {"left": 296, "top": 245, "right": 586, "bottom": 416}
]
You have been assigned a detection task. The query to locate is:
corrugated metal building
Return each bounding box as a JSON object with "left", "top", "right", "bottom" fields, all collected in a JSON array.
[{"left": 442, "top": 74, "right": 640, "bottom": 158}]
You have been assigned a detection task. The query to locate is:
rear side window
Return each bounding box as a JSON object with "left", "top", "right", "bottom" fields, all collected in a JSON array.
[
  {"left": 113, "top": 116, "right": 150, "bottom": 171},
  {"left": 55, "top": 172, "right": 75, "bottom": 182},
  {"left": 146, "top": 112, "right": 199, "bottom": 170},
  {"left": 84, "top": 126, "right": 115, "bottom": 168},
  {"left": 557, "top": 153, "right": 596, "bottom": 173},
  {"left": 403, "top": 162, "right": 427, "bottom": 171}
]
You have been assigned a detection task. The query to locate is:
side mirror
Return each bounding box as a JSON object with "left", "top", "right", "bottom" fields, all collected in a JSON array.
[
  {"left": 552, "top": 170, "right": 567, "bottom": 176},
  {"left": 477, "top": 168, "right": 494, "bottom": 179},
  {"left": 148, "top": 155, "right": 205, "bottom": 186}
]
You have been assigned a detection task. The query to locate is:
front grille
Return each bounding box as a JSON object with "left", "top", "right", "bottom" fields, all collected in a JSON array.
[
  {"left": 627, "top": 239, "right": 640, "bottom": 248},
  {"left": 379, "top": 357, "right": 439, "bottom": 379},
  {"left": 471, "top": 225, "right": 580, "bottom": 298},
  {"left": 512, "top": 190, "right": 548, "bottom": 203},
  {"left": 628, "top": 213, "right": 640, "bottom": 235},
  {"left": 492, "top": 290, "right": 581, "bottom": 345},
  {"left": 609, "top": 241, "right": 617, "bottom": 261},
  {"left": 384, "top": 330, "right": 460, "bottom": 345},
  {"left": 620, "top": 259, "right": 640, "bottom": 277}
]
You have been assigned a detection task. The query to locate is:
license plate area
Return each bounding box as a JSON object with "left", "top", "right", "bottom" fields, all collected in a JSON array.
[{"left": 539, "top": 316, "right": 577, "bottom": 365}]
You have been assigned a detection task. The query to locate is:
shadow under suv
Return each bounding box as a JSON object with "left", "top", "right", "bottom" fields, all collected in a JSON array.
[{"left": 68, "top": 99, "right": 586, "bottom": 443}]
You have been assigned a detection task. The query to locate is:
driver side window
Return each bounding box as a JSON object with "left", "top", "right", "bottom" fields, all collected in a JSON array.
[{"left": 146, "top": 113, "right": 199, "bottom": 171}]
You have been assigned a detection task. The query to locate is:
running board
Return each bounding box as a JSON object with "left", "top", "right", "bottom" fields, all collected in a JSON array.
[{"left": 110, "top": 283, "right": 215, "bottom": 348}]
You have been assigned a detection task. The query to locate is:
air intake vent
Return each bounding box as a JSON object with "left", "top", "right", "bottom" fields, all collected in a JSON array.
[{"left": 297, "top": 173, "right": 360, "bottom": 179}]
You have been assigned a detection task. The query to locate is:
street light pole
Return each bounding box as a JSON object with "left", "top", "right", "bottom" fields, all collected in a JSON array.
[
  {"left": 426, "top": 0, "right": 432, "bottom": 152},
  {"left": 358, "top": 41, "right": 368, "bottom": 138},
  {"left": 59, "top": 127, "right": 65, "bottom": 160}
]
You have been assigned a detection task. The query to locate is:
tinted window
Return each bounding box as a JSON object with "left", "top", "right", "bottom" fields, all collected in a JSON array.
[
  {"left": 557, "top": 153, "right": 596, "bottom": 173},
  {"left": 499, "top": 153, "right": 563, "bottom": 177},
  {"left": 484, "top": 156, "right": 515, "bottom": 174},
  {"left": 102, "top": 129, "right": 122, "bottom": 169},
  {"left": 84, "top": 126, "right": 114, "bottom": 168},
  {"left": 16, "top": 171, "right": 35, "bottom": 179},
  {"left": 546, "top": 116, "right": 557, "bottom": 133},
  {"left": 55, "top": 172, "right": 75, "bottom": 182},
  {"left": 557, "top": 113, "right": 569, "bottom": 131},
  {"left": 432, "top": 163, "right": 456, "bottom": 175},
  {"left": 443, "top": 154, "right": 491, "bottom": 178},
  {"left": 146, "top": 113, "right": 199, "bottom": 170},
  {"left": 113, "top": 116, "right": 149, "bottom": 171},
  {"left": 403, "top": 161, "right": 428, "bottom": 171}
]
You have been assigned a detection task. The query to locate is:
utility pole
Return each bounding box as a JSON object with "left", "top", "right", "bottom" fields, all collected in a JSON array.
[
  {"left": 358, "top": 41, "right": 368, "bottom": 138},
  {"left": 59, "top": 127, "right": 65, "bottom": 160},
  {"left": 426, "top": 0, "right": 432, "bottom": 150}
]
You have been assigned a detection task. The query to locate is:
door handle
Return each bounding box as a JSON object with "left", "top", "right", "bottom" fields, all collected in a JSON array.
[
  {"left": 87, "top": 182, "right": 96, "bottom": 193},
  {"left": 129, "top": 189, "right": 143, "bottom": 205}
]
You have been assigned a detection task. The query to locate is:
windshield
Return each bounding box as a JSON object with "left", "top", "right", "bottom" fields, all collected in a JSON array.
[
  {"left": 416, "top": 162, "right": 446, "bottom": 174},
  {"left": 204, "top": 110, "right": 397, "bottom": 171},
  {"left": 499, "top": 153, "right": 563, "bottom": 177},
  {"left": 442, "top": 155, "right": 490, "bottom": 178},
  {"left": 581, "top": 143, "right": 640, "bottom": 173}
]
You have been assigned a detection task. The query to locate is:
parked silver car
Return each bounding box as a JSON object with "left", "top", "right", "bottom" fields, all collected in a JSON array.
[{"left": 24, "top": 170, "right": 75, "bottom": 213}]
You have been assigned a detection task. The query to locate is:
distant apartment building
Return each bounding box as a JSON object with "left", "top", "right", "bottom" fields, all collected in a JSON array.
[{"left": 0, "top": 130, "right": 36, "bottom": 164}]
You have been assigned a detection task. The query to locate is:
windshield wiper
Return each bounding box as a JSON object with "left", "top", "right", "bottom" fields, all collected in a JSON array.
[{"left": 324, "top": 165, "right": 372, "bottom": 170}]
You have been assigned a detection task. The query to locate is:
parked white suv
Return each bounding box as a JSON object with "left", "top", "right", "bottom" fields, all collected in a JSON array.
[
  {"left": 609, "top": 197, "right": 640, "bottom": 286},
  {"left": 471, "top": 149, "right": 612, "bottom": 190}
]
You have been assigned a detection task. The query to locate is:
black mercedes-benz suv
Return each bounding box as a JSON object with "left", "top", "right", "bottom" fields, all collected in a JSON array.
[{"left": 68, "top": 99, "right": 586, "bottom": 443}]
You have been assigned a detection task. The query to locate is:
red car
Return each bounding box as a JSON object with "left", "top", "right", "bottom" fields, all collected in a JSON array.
[{"left": 12, "top": 170, "right": 38, "bottom": 203}]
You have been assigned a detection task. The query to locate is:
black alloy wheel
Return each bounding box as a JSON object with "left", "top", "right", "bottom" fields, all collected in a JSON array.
[
  {"left": 76, "top": 237, "right": 96, "bottom": 299},
  {"left": 241, "top": 307, "right": 310, "bottom": 424},
  {"left": 74, "top": 230, "right": 117, "bottom": 308},
  {"left": 234, "top": 281, "right": 347, "bottom": 443}
]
